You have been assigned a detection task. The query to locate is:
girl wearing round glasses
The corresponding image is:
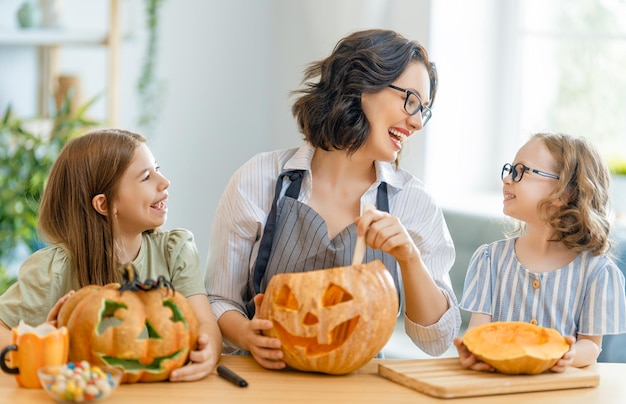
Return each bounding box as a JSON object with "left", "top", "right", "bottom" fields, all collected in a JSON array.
[
  {"left": 455, "top": 132, "right": 626, "bottom": 372},
  {"left": 205, "top": 29, "right": 461, "bottom": 369}
]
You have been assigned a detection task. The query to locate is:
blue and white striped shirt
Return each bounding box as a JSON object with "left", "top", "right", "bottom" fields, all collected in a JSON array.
[
  {"left": 460, "top": 238, "right": 626, "bottom": 337},
  {"left": 205, "top": 143, "right": 460, "bottom": 355}
]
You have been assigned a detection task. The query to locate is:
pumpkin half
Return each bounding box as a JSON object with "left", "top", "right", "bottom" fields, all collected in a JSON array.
[
  {"left": 462, "top": 321, "right": 570, "bottom": 374},
  {"left": 57, "top": 265, "right": 198, "bottom": 383},
  {"left": 258, "top": 260, "right": 399, "bottom": 375}
]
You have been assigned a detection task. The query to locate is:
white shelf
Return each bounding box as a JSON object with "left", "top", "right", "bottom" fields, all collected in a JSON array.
[
  {"left": 0, "top": 0, "right": 121, "bottom": 126},
  {"left": 0, "top": 28, "right": 109, "bottom": 46}
]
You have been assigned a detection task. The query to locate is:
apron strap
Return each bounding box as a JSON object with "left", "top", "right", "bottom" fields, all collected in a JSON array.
[
  {"left": 252, "top": 170, "right": 304, "bottom": 294},
  {"left": 377, "top": 182, "right": 389, "bottom": 212}
]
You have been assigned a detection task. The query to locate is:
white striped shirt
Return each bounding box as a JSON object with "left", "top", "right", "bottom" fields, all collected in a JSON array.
[
  {"left": 205, "top": 143, "right": 460, "bottom": 355},
  {"left": 460, "top": 238, "right": 626, "bottom": 336}
]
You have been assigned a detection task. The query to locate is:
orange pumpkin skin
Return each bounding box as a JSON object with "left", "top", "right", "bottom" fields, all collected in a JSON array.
[
  {"left": 258, "top": 260, "right": 399, "bottom": 375},
  {"left": 57, "top": 275, "right": 198, "bottom": 383},
  {"left": 462, "top": 321, "right": 570, "bottom": 375}
]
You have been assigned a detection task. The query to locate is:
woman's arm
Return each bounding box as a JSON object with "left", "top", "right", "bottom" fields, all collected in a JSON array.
[
  {"left": 355, "top": 204, "right": 460, "bottom": 355},
  {"left": 356, "top": 208, "right": 450, "bottom": 324}
]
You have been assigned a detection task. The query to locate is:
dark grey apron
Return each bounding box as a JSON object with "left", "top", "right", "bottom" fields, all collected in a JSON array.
[{"left": 245, "top": 170, "right": 400, "bottom": 317}]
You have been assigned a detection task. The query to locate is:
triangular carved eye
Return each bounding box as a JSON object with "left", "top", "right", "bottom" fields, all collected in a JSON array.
[
  {"left": 322, "top": 283, "right": 353, "bottom": 307},
  {"left": 97, "top": 300, "right": 126, "bottom": 335},
  {"left": 136, "top": 320, "right": 162, "bottom": 340},
  {"left": 274, "top": 285, "right": 299, "bottom": 310}
]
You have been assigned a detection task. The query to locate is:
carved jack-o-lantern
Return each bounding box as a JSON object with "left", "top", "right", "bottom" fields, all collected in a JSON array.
[
  {"left": 258, "top": 260, "right": 399, "bottom": 374},
  {"left": 57, "top": 265, "right": 198, "bottom": 383}
]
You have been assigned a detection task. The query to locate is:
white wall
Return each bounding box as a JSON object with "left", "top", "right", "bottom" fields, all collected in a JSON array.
[{"left": 0, "top": 0, "right": 433, "bottom": 270}]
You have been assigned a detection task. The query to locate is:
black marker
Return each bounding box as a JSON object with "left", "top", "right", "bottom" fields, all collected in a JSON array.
[{"left": 217, "top": 365, "right": 248, "bottom": 387}]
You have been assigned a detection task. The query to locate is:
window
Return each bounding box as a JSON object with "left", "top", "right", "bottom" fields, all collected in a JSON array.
[
  {"left": 518, "top": 0, "right": 626, "bottom": 160},
  {"left": 426, "top": 0, "right": 626, "bottom": 213}
]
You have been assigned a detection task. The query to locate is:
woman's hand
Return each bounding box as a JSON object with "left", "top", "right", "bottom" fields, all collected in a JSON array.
[
  {"left": 454, "top": 337, "right": 495, "bottom": 372},
  {"left": 355, "top": 208, "right": 419, "bottom": 265},
  {"left": 246, "top": 294, "right": 286, "bottom": 370},
  {"left": 46, "top": 290, "right": 75, "bottom": 327},
  {"left": 550, "top": 336, "right": 576, "bottom": 373}
]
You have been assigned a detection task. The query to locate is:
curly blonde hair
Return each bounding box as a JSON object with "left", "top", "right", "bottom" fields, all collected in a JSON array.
[{"left": 526, "top": 132, "right": 612, "bottom": 255}]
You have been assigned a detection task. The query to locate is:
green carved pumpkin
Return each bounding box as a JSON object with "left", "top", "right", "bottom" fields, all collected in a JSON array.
[{"left": 57, "top": 265, "right": 198, "bottom": 383}]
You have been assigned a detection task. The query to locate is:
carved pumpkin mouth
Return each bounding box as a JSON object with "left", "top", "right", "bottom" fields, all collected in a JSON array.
[
  {"left": 272, "top": 316, "right": 360, "bottom": 356},
  {"left": 99, "top": 350, "right": 186, "bottom": 372}
]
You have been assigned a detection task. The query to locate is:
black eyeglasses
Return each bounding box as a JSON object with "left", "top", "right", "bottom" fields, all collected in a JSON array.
[
  {"left": 501, "top": 163, "right": 560, "bottom": 182},
  {"left": 387, "top": 84, "right": 432, "bottom": 126}
]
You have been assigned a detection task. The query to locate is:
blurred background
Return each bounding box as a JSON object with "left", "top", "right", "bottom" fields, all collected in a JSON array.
[
  {"left": 1, "top": 0, "right": 625, "bottom": 274},
  {"left": 1, "top": 0, "right": 626, "bottom": 362}
]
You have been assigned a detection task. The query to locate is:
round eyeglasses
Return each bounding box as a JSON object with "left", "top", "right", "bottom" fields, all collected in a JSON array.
[
  {"left": 501, "top": 163, "right": 560, "bottom": 182},
  {"left": 387, "top": 84, "right": 432, "bottom": 126}
]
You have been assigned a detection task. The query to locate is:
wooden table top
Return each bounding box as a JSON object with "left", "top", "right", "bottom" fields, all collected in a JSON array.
[{"left": 1, "top": 355, "right": 625, "bottom": 403}]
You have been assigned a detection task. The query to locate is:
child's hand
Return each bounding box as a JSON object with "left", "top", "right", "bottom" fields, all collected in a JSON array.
[
  {"left": 169, "top": 333, "right": 219, "bottom": 382},
  {"left": 454, "top": 337, "right": 495, "bottom": 372},
  {"left": 549, "top": 335, "right": 576, "bottom": 373},
  {"left": 46, "top": 290, "right": 75, "bottom": 327},
  {"left": 246, "top": 293, "right": 285, "bottom": 370}
]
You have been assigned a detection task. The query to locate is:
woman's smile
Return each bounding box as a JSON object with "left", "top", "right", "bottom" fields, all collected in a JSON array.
[{"left": 389, "top": 128, "right": 408, "bottom": 149}]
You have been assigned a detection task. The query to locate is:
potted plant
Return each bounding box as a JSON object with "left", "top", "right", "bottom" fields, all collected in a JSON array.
[
  {"left": 0, "top": 95, "right": 100, "bottom": 294},
  {"left": 137, "top": 0, "right": 167, "bottom": 133}
]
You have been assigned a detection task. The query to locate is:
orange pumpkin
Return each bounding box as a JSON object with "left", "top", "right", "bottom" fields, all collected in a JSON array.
[
  {"left": 462, "top": 321, "right": 570, "bottom": 374},
  {"left": 57, "top": 264, "right": 198, "bottom": 383},
  {"left": 258, "top": 260, "right": 399, "bottom": 375}
]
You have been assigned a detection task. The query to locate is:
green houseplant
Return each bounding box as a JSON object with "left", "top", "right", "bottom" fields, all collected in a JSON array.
[
  {"left": 137, "top": 0, "right": 167, "bottom": 133},
  {"left": 0, "top": 95, "right": 100, "bottom": 294}
]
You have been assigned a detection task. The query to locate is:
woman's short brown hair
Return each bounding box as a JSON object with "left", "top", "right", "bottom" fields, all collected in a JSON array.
[{"left": 291, "top": 29, "right": 436, "bottom": 154}]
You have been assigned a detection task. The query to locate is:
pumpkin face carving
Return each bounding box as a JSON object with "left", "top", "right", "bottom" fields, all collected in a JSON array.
[
  {"left": 57, "top": 265, "right": 198, "bottom": 383},
  {"left": 258, "top": 260, "right": 398, "bottom": 374}
]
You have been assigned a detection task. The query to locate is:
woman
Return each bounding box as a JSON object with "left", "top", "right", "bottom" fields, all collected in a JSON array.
[{"left": 205, "top": 29, "right": 461, "bottom": 369}]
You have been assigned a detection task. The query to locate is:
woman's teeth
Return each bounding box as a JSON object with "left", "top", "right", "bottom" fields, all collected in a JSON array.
[{"left": 388, "top": 129, "right": 407, "bottom": 144}]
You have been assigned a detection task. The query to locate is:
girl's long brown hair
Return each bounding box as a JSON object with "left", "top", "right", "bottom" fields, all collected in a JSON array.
[{"left": 38, "top": 129, "right": 145, "bottom": 286}]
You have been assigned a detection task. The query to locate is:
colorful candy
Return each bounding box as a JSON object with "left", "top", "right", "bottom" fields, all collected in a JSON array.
[{"left": 42, "top": 361, "right": 117, "bottom": 402}]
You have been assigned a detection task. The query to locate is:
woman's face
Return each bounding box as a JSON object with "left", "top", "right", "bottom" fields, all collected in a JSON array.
[
  {"left": 112, "top": 143, "right": 170, "bottom": 237},
  {"left": 360, "top": 62, "right": 431, "bottom": 162}
]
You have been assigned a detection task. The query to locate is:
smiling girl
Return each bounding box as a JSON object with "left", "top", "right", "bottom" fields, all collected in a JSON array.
[
  {"left": 455, "top": 132, "right": 626, "bottom": 371},
  {"left": 205, "top": 29, "right": 461, "bottom": 369},
  {"left": 0, "top": 129, "right": 221, "bottom": 381}
]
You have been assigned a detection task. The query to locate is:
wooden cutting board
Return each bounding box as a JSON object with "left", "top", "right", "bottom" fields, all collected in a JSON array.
[{"left": 378, "top": 358, "right": 599, "bottom": 399}]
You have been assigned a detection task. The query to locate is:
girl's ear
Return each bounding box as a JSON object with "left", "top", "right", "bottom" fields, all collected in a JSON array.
[{"left": 92, "top": 194, "right": 109, "bottom": 216}]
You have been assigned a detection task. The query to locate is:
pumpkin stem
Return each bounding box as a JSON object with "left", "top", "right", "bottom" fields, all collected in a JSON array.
[{"left": 118, "top": 263, "right": 175, "bottom": 295}]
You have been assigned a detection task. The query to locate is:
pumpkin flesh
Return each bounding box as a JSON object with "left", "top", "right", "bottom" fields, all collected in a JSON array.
[{"left": 462, "top": 321, "right": 570, "bottom": 375}]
